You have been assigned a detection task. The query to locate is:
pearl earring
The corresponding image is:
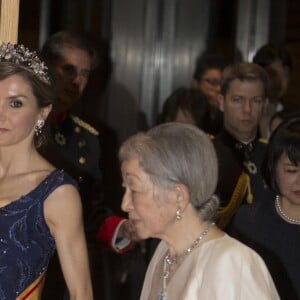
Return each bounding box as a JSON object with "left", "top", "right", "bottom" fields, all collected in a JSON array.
[{"left": 176, "top": 210, "right": 182, "bottom": 221}]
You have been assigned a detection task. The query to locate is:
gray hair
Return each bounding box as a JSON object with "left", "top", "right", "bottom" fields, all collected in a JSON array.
[{"left": 119, "top": 123, "right": 219, "bottom": 221}]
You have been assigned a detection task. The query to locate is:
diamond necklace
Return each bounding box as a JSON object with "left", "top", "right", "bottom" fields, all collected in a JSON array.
[
  {"left": 275, "top": 195, "right": 300, "bottom": 224},
  {"left": 157, "top": 222, "right": 215, "bottom": 300}
]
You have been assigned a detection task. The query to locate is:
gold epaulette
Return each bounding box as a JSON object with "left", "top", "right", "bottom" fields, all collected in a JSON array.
[
  {"left": 258, "top": 137, "right": 268, "bottom": 144},
  {"left": 217, "top": 171, "right": 252, "bottom": 229},
  {"left": 207, "top": 133, "right": 215, "bottom": 140},
  {"left": 70, "top": 115, "right": 99, "bottom": 136}
]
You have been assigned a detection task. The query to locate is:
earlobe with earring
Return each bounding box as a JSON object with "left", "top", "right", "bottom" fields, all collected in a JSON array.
[
  {"left": 176, "top": 210, "right": 182, "bottom": 221},
  {"left": 35, "top": 119, "right": 45, "bottom": 136}
]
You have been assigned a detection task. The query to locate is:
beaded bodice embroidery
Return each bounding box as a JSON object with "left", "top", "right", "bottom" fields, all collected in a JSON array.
[{"left": 0, "top": 169, "right": 76, "bottom": 299}]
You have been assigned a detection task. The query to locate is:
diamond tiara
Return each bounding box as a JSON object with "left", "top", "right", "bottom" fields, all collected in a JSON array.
[{"left": 0, "top": 42, "right": 50, "bottom": 84}]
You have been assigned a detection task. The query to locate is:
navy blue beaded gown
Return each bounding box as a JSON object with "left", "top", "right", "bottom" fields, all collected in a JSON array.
[{"left": 0, "top": 169, "right": 77, "bottom": 300}]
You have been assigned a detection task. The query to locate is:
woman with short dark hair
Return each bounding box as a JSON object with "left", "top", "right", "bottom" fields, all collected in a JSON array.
[{"left": 231, "top": 117, "right": 300, "bottom": 299}]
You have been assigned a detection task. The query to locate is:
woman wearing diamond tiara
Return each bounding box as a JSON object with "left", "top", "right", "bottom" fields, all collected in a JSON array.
[
  {"left": 119, "top": 122, "right": 279, "bottom": 299},
  {"left": 230, "top": 117, "right": 300, "bottom": 299},
  {"left": 0, "top": 43, "right": 93, "bottom": 299}
]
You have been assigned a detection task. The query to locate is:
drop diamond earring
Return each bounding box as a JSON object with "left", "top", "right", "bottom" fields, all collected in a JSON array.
[{"left": 35, "top": 119, "right": 45, "bottom": 136}]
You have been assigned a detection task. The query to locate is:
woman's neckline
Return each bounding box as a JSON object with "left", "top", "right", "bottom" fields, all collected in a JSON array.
[{"left": 0, "top": 169, "right": 58, "bottom": 210}]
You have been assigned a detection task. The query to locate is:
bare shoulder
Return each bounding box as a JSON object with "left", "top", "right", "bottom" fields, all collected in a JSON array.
[
  {"left": 44, "top": 183, "right": 82, "bottom": 229},
  {"left": 45, "top": 183, "right": 81, "bottom": 210}
]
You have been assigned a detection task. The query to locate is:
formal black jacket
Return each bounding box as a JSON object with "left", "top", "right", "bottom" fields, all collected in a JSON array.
[{"left": 212, "top": 129, "right": 271, "bottom": 228}]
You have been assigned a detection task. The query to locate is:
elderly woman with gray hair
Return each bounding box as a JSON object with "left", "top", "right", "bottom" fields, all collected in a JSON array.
[{"left": 119, "top": 122, "right": 279, "bottom": 300}]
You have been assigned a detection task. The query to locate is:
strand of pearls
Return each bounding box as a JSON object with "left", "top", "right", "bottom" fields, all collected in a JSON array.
[{"left": 275, "top": 195, "right": 300, "bottom": 224}]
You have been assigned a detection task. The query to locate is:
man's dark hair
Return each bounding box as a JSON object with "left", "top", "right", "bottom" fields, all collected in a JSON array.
[{"left": 193, "top": 53, "right": 229, "bottom": 82}]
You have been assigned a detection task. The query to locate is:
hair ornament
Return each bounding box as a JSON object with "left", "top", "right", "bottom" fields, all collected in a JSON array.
[{"left": 0, "top": 42, "right": 50, "bottom": 84}]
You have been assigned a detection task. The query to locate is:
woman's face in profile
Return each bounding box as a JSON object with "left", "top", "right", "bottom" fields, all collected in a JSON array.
[
  {"left": 121, "top": 158, "right": 176, "bottom": 240},
  {"left": 269, "top": 116, "right": 283, "bottom": 134},
  {"left": 276, "top": 152, "right": 300, "bottom": 206},
  {"left": 270, "top": 59, "right": 289, "bottom": 98}
]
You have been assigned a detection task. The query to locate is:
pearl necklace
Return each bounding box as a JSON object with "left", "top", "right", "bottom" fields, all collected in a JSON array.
[
  {"left": 157, "top": 222, "right": 215, "bottom": 300},
  {"left": 275, "top": 195, "right": 300, "bottom": 224}
]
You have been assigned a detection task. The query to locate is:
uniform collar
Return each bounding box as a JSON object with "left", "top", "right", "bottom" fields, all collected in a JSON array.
[{"left": 218, "top": 129, "right": 258, "bottom": 160}]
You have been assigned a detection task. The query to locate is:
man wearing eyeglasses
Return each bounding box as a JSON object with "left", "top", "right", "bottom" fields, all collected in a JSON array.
[
  {"left": 40, "top": 31, "right": 134, "bottom": 300},
  {"left": 192, "top": 53, "right": 229, "bottom": 134}
]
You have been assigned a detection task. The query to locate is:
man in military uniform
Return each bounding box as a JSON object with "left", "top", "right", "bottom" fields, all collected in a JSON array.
[
  {"left": 39, "top": 31, "right": 133, "bottom": 300},
  {"left": 39, "top": 31, "right": 105, "bottom": 229},
  {"left": 213, "top": 62, "right": 271, "bottom": 229}
]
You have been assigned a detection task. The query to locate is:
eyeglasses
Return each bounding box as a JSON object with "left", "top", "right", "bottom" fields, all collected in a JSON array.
[
  {"left": 60, "top": 64, "right": 91, "bottom": 81},
  {"left": 202, "top": 78, "right": 221, "bottom": 86}
]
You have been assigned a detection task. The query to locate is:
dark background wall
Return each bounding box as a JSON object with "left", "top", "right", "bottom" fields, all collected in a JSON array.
[{"left": 17, "top": 0, "right": 300, "bottom": 140}]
